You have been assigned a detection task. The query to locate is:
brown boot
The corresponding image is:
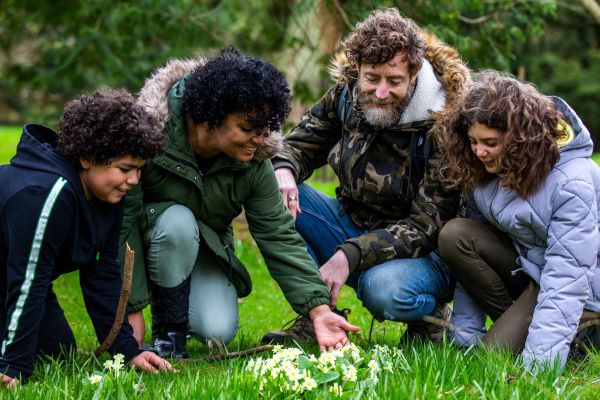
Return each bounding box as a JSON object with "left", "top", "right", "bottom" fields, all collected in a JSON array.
[
  {"left": 400, "top": 303, "right": 452, "bottom": 345},
  {"left": 261, "top": 308, "right": 351, "bottom": 345}
]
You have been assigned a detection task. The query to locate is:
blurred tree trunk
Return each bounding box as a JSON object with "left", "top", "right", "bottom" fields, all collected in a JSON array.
[
  {"left": 581, "top": 0, "right": 600, "bottom": 24},
  {"left": 318, "top": 0, "right": 348, "bottom": 54},
  {"left": 275, "top": 0, "right": 349, "bottom": 124}
]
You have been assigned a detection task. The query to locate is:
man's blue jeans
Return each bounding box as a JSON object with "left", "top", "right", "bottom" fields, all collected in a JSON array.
[{"left": 295, "top": 184, "right": 453, "bottom": 322}]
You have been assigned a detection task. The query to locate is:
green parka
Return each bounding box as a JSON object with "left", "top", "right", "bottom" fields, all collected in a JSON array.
[{"left": 121, "top": 58, "right": 330, "bottom": 316}]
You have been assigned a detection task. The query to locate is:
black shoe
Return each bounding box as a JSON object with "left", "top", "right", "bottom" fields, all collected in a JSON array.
[
  {"left": 140, "top": 342, "right": 158, "bottom": 354},
  {"left": 153, "top": 329, "right": 187, "bottom": 359}
]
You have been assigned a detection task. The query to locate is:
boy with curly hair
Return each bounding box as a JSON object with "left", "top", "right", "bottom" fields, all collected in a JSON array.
[{"left": 0, "top": 89, "right": 171, "bottom": 387}]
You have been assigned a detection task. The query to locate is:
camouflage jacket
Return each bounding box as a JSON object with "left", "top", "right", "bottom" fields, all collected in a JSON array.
[{"left": 273, "top": 33, "right": 470, "bottom": 272}]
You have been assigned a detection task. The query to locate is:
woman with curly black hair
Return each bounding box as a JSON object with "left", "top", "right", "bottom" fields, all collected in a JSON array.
[
  {"left": 121, "top": 48, "right": 358, "bottom": 358},
  {"left": 436, "top": 71, "right": 600, "bottom": 373},
  {"left": 0, "top": 89, "right": 171, "bottom": 387}
]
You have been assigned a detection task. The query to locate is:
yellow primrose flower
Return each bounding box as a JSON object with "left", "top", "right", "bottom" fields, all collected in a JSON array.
[
  {"left": 287, "top": 367, "right": 302, "bottom": 381},
  {"left": 88, "top": 374, "right": 103, "bottom": 384},
  {"left": 303, "top": 377, "right": 317, "bottom": 391},
  {"left": 281, "top": 361, "right": 293, "bottom": 372},
  {"left": 368, "top": 360, "right": 379, "bottom": 372},
  {"left": 384, "top": 361, "right": 393, "bottom": 372},
  {"left": 320, "top": 352, "right": 336, "bottom": 365},
  {"left": 264, "top": 358, "right": 276, "bottom": 371},
  {"left": 342, "top": 365, "right": 357, "bottom": 382},
  {"left": 133, "top": 383, "right": 145, "bottom": 393},
  {"left": 272, "top": 345, "right": 283, "bottom": 353},
  {"left": 113, "top": 353, "right": 125, "bottom": 363},
  {"left": 329, "top": 382, "right": 343, "bottom": 396}
]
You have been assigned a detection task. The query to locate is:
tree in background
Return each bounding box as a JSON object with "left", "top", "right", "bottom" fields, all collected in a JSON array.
[
  {"left": 520, "top": 1, "right": 600, "bottom": 148},
  {"left": 0, "top": 0, "right": 598, "bottom": 146}
]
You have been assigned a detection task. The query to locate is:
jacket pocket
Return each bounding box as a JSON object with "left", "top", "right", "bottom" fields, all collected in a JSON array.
[
  {"left": 144, "top": 201, "right": 177, "bottom": 228},
  {"left": 197, "top": 220, "right": 252, "bottom": 297}
]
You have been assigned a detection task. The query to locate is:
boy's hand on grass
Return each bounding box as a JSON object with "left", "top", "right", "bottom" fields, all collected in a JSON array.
[
  {"left": 309, "top": 304, "right": 360, "bottom": 352},
  {"left": 131, "top": 351, "right": 173, "bottom": 373},
  {"left": 0, "top": 373, "right": 18, "bottom": 389}
]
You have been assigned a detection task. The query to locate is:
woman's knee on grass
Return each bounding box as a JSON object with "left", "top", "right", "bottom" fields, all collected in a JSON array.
[{"left": 188, "top": 314, "right": 239, "bottom": 346}]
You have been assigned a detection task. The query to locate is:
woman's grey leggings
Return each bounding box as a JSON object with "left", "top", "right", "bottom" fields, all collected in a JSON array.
[{"left": 144, "top": 204, "right": 239, "bottom": 345}]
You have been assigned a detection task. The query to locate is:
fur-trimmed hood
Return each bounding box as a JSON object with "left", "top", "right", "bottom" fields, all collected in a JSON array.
[
  {"left": 137, "top": 57, "right": 283, "bottom": 161},
  {"left": 328, "top": 30, "right": 470, "bottom": 108}
]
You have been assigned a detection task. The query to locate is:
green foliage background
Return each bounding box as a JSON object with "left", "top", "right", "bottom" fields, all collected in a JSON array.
[{"left": 1, "top": 0, "right": 598, "bottom": 144}]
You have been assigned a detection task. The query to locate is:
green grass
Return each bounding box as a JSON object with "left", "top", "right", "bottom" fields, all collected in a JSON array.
[
  {"left": 2, "top": 128, "right": 600, "bottom": 398},
  {"left": 0, "top": 126, "right": 21, "bottom": 162}
]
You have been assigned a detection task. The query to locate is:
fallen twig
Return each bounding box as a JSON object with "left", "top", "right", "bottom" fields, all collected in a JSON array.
[
  {"left": 178, "top": 344, "right": 274, "bottom": 363},
  {"left": 94, "top": 243, "right": 135, "bottom": 356}
]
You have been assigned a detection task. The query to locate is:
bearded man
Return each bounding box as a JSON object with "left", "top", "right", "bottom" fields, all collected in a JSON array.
[{"left": 262, "top": 8, "right": 470, "bottom": 344}]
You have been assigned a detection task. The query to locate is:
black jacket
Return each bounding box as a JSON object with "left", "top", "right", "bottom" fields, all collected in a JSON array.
[{"left": 0, "top": 124, "right": 140, "bottom": 380}]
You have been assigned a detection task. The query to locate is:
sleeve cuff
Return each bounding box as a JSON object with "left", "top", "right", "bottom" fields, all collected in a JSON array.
[
  {"left": 338, "top": 243, "right": 361, "bottom": 273},
  {"left": 0, "top": 365, "right": 30, "bottom": 383},
  {"left": 271, "top": 159, "right": 298, "bottom": 178},
  {"left": 298, "top": 296, "right": 330, "bottom": 316}
]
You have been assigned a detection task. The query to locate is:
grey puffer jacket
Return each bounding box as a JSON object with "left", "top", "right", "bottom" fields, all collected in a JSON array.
[{"left": 455, "top": 97, "right": 600, "bottom": 372}]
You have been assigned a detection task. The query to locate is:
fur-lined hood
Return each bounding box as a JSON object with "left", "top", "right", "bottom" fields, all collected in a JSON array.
[
  {"left": 328, "top": 30, "right": 470, "bottom": 107},
  {"left": 137, "top": 57, "right": 283, "bottom": 162}
]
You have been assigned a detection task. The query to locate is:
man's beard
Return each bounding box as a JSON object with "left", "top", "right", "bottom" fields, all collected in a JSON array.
[{"left": 356, "top": 81, "right": 414, "bottom": 129}]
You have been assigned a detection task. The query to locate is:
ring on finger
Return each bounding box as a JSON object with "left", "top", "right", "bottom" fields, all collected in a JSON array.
[{"left": 288, "top": 195, "right": 298, "bottom": 202}]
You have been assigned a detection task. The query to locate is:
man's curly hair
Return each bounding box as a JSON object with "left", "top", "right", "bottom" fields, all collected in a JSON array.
[
  {"left": 57, "top": 89, "right": 164, "bottom": 168},
  {"left": 436, "top": 70, "right": 566, "bottom": 198},
  {"left": 183, "top": 47, "right": 291, "bottom": 132},
  {"left": 342, "top": 8, "right": 425, "bottom": 75}
]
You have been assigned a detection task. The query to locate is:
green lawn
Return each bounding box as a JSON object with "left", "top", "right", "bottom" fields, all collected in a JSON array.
[
  {"left": 1, "top": 126, "right": 600, "bottom": 398},
  {"left": 0, "top": 126, "right": 21, "bottom": 162}
]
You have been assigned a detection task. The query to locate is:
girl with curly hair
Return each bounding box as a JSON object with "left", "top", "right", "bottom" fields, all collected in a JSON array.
[
  {"left": 121, "top": 47, "right": 358, "bottom": 359},
  {"left": 0, "top": 89, "right": 171, "bottom": 387},
  {"left": 436, "top": 71, "right": 600, "bottom": 373}
]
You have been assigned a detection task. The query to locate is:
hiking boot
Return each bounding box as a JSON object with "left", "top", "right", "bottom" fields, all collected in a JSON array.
[
  {"left": 400, "top": 303, "right": 452, "bottom": 345},
  {"left": 261, "top": 308, "right": 351, "bottom": 345},
  {"left": 153, "top": 328, "right": 187, "bottom": 359},
  {"left": 570, "top": 309, "right": 600, "bottom": 360},
  {"left": 149, "top": 277, "right": 191, "bottom": 359}
]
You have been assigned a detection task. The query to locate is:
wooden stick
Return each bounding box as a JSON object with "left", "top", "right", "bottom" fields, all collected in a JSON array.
[
  {"left": 94, "top": 243, "right": 135, "bottom": 356},
  {"left": 178, "top": 344, "right": 274, "bottom": 363}
]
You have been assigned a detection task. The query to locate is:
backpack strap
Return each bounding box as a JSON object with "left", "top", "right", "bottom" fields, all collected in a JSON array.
[
  {"left": 409, "top": 130, "right": 432, "bottom": 188},
  {"left": 337, "top": 85, "right": 352, "bottom": 128}
]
